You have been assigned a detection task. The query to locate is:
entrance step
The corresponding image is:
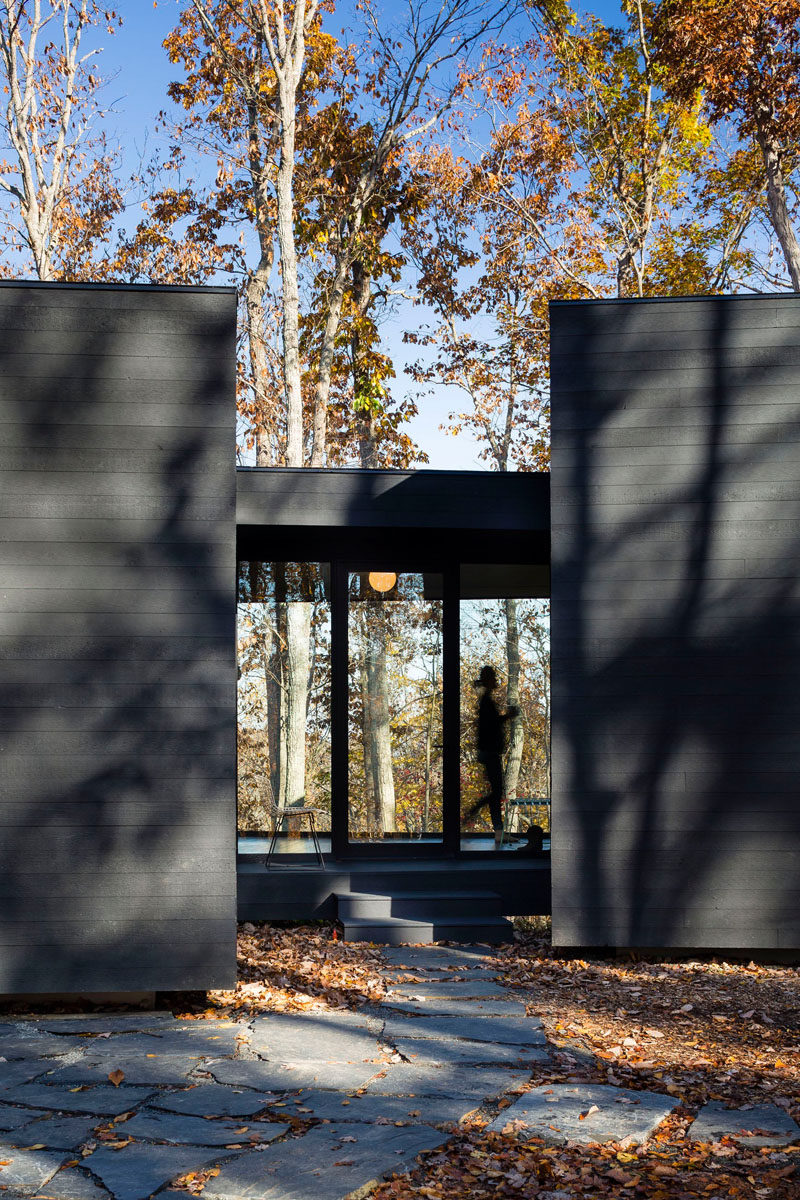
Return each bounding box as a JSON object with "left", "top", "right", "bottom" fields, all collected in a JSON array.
[{"left": 335, "top": 889, "right": 514, "bottom": 944}]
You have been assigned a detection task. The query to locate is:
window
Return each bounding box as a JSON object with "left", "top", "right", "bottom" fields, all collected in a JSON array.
[
  {"left": 460, "top": 565, "right": 550, "bottom": 850},
  {"left": 237, "top": 562, "right": 331, "bottom": 845}
]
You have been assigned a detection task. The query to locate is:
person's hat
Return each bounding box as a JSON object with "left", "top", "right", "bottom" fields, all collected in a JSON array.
[{"left": 473, "top": 665, "right": 497, "bottom": 688}]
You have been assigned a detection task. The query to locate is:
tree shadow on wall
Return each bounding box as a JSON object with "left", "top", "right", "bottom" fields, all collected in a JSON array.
[
  {"left": 0, "top": 284, "right": 238, "bottom": 993},
  {"left": 552, "top": 293, "right": 800, "bottom": 949}
]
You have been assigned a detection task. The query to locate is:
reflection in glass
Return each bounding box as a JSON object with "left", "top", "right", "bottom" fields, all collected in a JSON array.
[
  {"left": 460, "top": 566, "right": 550, "bottom": 850},
  {"left": 348, "top": 572, "right": 443, "bottom": 842},
  {"left": 237, "top": 562, "right": 331, "bottom": 844}
]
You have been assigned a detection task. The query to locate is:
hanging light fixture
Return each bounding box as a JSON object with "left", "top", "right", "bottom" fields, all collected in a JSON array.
[{"left": 368, "top": 571, "right": 397, "bottom": 593}]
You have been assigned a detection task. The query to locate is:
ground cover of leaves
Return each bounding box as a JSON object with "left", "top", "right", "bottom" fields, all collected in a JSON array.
[
  {"left": 4, "top": 922, "right": 796, "bottom": 1198},
  {"left": 172, "top": 921, "right": 387, "bottom": 1018},
  {"left": 170, "top": 922, "right": 798, "bottom": 1198},
  {"left": 371, "top": 927, "right": 800, "bottom": 1200}
]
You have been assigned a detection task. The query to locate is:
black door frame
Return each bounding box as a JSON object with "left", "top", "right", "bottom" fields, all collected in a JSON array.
[{"left": 331, "top": 559, "right": 460, "bottom": 859}]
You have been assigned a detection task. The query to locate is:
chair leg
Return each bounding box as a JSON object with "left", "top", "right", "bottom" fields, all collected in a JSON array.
[
  {"left": 308, "top": 812, "right": 326, "bottom": 869},
  {"left": 265, "top": 814, "right": 282, "bottom": 870}
]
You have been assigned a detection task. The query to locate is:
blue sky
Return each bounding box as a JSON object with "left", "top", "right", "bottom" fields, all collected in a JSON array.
[{"left": 104, "top": 1, "right": 626, "bottom": 469}]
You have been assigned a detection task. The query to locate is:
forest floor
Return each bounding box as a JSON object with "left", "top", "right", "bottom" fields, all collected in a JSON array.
[{"left": 187, "top": 919, "right": 800, "bottom": 1200}]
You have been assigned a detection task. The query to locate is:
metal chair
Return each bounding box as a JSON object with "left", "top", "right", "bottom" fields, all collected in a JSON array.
[
  {"left": 264, "top": 797, "right": 326, "bottom": 869},
  {"left": 501, "top": 796, "right": 551, "bottom": 845}
]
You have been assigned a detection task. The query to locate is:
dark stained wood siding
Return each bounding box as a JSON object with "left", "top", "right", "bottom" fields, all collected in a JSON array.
[
  {"left": 0, "top": 282, "right": 237, "bottom": 992},
  {"left": 550, "top": 294, "right": 800, "bottom": 951}
]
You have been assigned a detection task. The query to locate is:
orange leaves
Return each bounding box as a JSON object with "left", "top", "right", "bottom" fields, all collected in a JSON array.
[
  {"left": 173, "top": 921, "right": 386, "bottom": 1019},
  {"left": 107, "top": 1068, "right": 124, "bottom": 1087}
]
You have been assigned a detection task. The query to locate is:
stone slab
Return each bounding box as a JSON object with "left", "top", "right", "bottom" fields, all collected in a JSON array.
[
  {"left": 36, "top": 1016, "right": 176, "bottom": 1034},
  {"left": 8, "top": 1112, "right": 98, "bottom": 1149},
  {"left": 121, "top": 1108, "right": 289, "bottom": 1147},
  {"left": 0, "top": 1061, "right": 52, "bottom": 1091},
  {"left": 688, "top": 1102, "right": 800, "bottom": 1147},
  {"left": 380, "top": 948, "right": 491, "bottom": 970},
  {"left": 209, "top": 1059, "right": 379, "bottom": 1093},
  {"left": 45, "top": 1054, "right": 204, "bottom": 1086},
  {"left": 364, "top": 1064, "right": 529, "bottom": 1098},
  {"left": 384, "top": 968, "right": 498, "bottom": 983},
  {"left": 378, "top": 996, "right": 526, "bottom": 1017},
  {"left": 82, "top": 1143, "right": 224, "bottom": 1200},
  {"left": 0, "top": 1084, "right": 156, "bottom": 1115},
  {"left": 202, "top": 1121, "right": 448, "bottom": 1200},
  {"left": 383, "top": 1014, "right": 545, "bottom": 1045},
  {"left": 384, "top": 980, "right": 510, "bottom": 999},
  {"left": 278, "top": 1089, "right": 480, "bottom": 1127},
  {"left": 31, "top": 1164, "right": 112, "bottom": 1199},
  {"left": 0, "top": 1143, "right": 68, "bottom": 1190},
  {"left": 0, "top": 1104, "right": 40, "bottom": 1131},
  {"left": 250, "top": 1010, "right": 377, "bottom": 1031},
  {"left": 246, "top": 1014, "right": 382, "bottom": 1063},
  {"left": 0, "top": 1033, "right": 85, "bottom": 1059},
  {"left": 80, "top": 1028, "right": 243, "bottom": 1057},
  {"left": 149, "top": 1084, "right": 278, "bottom": 1118},
  {"left": 488, "top": 1084, "right": 677, "bottom": 1145},
  {"left": 394, "top": 1037, "right": 548, "bottom": 1067}
]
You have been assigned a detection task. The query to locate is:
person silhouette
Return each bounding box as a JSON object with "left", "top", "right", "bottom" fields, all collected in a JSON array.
[{"left": 464, "top": 664, "right": 518, "bottom": 850}]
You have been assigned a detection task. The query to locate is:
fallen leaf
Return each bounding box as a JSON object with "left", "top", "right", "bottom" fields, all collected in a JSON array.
[{"left": 107, "top": 1069, "right": 124, "bottom": 1087}]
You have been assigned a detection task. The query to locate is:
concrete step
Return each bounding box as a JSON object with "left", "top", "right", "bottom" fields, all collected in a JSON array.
[
  {"left": 389, "top": 890, "right": 504, "bottom": 920},
  {"left": 335, "top": 889, "right": 504, "bottom": 922},
  {"left": 336, "top": 891, "right": 393, "bottom": 920},
  {"left": 341, "top": 914, "right": 515, "bottom": 945}
]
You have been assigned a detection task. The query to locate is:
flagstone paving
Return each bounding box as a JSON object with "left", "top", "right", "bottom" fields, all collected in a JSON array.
[
  {"left": 688, "top": 1100, "right": 800, "bottom": 1147},
  {"left": 0, "top": 942, "right": 796, "bottom": 1199},
  {"left": 487, "top": 1082, "right": 678, "bottom": 1145}
]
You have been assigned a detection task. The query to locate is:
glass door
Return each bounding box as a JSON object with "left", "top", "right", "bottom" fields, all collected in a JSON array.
[{"left": 344, "top": 568, "right": 444, "bottom": 849}]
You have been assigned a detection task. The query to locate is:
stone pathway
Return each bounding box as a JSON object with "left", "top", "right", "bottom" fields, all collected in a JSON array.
[{"left": 0, "top": 946, "right": 797, "bottom": 1199}]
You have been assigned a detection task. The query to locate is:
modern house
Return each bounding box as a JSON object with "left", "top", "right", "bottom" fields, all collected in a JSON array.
[{"left": 0, "top": 281, "right": 797, "bottom": 997}]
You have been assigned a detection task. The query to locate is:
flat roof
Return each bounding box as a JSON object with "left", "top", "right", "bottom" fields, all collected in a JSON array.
[{"left": 236, "top": 467, "right": 550, "bottom": 533}]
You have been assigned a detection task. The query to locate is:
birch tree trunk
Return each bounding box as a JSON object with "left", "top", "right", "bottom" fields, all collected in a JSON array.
[
  {"left": 266, "top": 627, "right": 283, "bottom": 812},
  {"left": 283, "top": 599, "right": 312, "bottom": 808},
  {"left": 503, "top": 597, "right": 524, "bottom": 801},
  {"left": 250, "top": 0, "right": 318, "bottom": 466},
  {"left": 245, "top": 254, "right": 276, "bottom": 467},
  {"left": 359, "top": 632, "right": 375, "bottom": 837},
  {"left": 0, "top": 0, "right": 114, "bottom": 281},
  {"left": 353, "top": 262, "right": 378, "bottom": 468},
  {"left": 757, "top": 124, "right": 800, "bottom": 291},
  {"left": 365, "top": 606, "right": 395, "bottom": 836}
]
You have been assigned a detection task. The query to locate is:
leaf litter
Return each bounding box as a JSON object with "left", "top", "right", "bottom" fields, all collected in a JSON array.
[
  {"left": 369, "top": 926, "right": 799, "bottom": 1199},
  {"left": 32, "top": 919, "right": 794, "bottom": 1199}
]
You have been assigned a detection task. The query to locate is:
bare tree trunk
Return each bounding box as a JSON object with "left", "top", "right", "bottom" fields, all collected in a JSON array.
[
  {"left": 266, "top": 633, "right": 282, "bottom": 810},
  {"left": 245, "top": 255, "right": 276, "bottom": 466},
  {"left": 283, "top": 600, "right": 312, "bottom": 808},
  {"left": 275, "top": 141, "right": 303, "bottom": 463},
  {"left": 757, "top": 124, "right": 800, "bottom": 290},
  {"left": 503, "top": 597, "right": 524, "bottom": 801},
  {"left": 365, "top": 606, "right": 395, "bottom": 836},
  {"left": 310, "top": 253, "right": 350, "bottom": 465},
  {"left": 0, "top": 0, "right": 109, "bottom": 280},
  {"left": 248, "top": 0, "right": 319, "bottom": 466},
  {"left": 422, "top": 646, "right": 439, "bottom": 835},
  {"left": 359, "top": 631, "right": 375, "bottom": 837}
]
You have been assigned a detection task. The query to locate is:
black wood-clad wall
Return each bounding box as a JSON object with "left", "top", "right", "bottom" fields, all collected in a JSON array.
[
  {"left": 550, "top": 294, "right": 800, "bottom": 951},
  {"left": 0, "top": 282, "right": 238, "bottom": 993}
]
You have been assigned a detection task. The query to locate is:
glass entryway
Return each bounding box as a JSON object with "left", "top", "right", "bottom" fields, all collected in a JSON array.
[
  {"left": 238, "top": 555, "right": 549, "bottom": 860},
  {"left": 346, "top": 570, "right": 444, "bottom": 846}
]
